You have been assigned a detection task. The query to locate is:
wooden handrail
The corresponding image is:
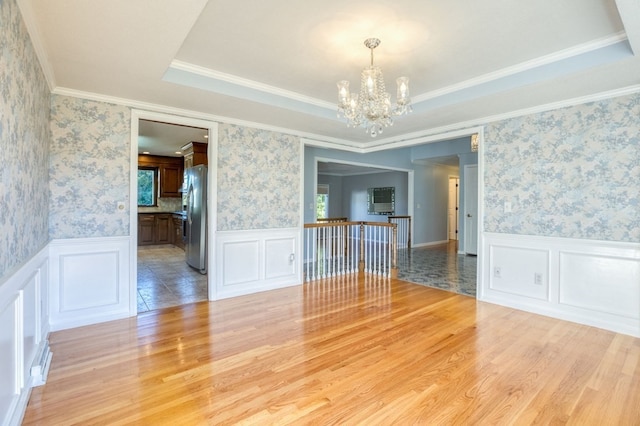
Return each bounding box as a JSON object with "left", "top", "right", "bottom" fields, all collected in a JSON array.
[
  {"left": 316, "top": 217, "right": 348, "bottom": 223},
  {"left": 305, "top": 221, "right": 396, "bottom": 229}
]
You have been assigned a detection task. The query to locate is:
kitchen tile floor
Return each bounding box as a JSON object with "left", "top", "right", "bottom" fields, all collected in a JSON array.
[
  {"left": 396, "top": 240, "right": 477, "bottom": 297},
  {"left": 137, "top": 245, "right": 208, "bottom": 313}
]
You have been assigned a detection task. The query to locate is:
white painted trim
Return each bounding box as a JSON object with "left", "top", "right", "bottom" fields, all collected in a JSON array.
[
  {"left": 413, "top": 32, "right": 628, "bottom": 104},
  {"left": 52, "top": 84, "right": 640, "bottom": 153},
  {"left": 615, "top": 0, "right": 640, "bottom": 54},
  {"left": 299, "top": 138, "right": 307, "bottom": 278},
  {"left": 169, "top": 60, "right": 336, "bottom": 111},
  {"left": 207, "top": 123, "right": 219, "bottom": 301},
  {"left": 129, "top": 110, "right": 220, "bottom": 303},
  {"left": 15, "top": 0, "right": 56, "bottom": 90},
  {"left": 0, "top": 244, "right": 50, "bottom": 426},
  {"left": 215, "top": 228, "right": 301, "bottom": 300},
  {"left": 54, "top": 87, "right": 354, "bottom": 148},
  {"left": 48, "top": 236, "right": 131, "bottom": 331},
  {"left": 481, "top": 232, "right": 640, "bottom": 337},
  {"left": 412, "top": 240, "right": 450, "bottom": 248}
]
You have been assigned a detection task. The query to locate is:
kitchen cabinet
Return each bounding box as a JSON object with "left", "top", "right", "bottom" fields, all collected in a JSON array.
[
  {"left": 155, "top": 214, "right": 172, "bottom": 244},
  {"left": 138, "top": 155, "right": 183, "bottom": 198},
  {"left": 159, "top": 164, "right": 182, "bottom": 198},
  {"left": 138, "top": 213, "right": 174, "bottom": 246},
  {"left": 172, "top": 216, "right": 185, "bottom": 249},
  {"left": 181, "top": 141, "right": 207, "bottom": 169},
  {"left": 138, "top": 214, "right": 155, "bottom": 245}
]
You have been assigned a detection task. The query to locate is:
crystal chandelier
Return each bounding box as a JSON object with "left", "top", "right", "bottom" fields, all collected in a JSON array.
[{"left": 337, "top": 38, "right": 412, "bottom": 137}]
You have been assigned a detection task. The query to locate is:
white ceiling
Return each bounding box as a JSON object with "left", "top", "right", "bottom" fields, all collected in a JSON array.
[
  {"left": 18, "top": 0, "right": 640, "bottom": 149},
  {"left": 138, "top": 120, "right": 208, "bottom": 157}
]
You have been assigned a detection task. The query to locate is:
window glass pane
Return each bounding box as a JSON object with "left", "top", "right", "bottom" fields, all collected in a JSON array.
[
  {"left": 316, "top": 194, "right": 329, "bottom": 219},
  {"left": 138, "top": 169, "right": 155, "bottom": 206}
]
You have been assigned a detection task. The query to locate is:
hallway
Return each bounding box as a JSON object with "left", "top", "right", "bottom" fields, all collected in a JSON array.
[{"left": 396, "top": 240, "right": 477, "bottom": 297}]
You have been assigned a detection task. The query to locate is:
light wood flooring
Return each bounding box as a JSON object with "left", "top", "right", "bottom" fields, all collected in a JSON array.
[{"left": 24, "top": 275, "right": 640, "bottom": 425}]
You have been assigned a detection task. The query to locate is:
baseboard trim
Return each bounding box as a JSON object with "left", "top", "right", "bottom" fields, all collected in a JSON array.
[{"left": 412, "top": 240, "right": 450, "bottom": 248}]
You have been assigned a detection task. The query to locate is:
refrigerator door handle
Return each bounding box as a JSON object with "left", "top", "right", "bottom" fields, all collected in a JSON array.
[{"left": 187, "top": 185, "right": 194, "bottom": 225}]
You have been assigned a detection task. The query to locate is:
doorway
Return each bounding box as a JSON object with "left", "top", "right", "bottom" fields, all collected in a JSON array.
[
  {"left": 129, "top": 111, "right": 218, "bottom": 314},
  {"left": 448, "top": 176, "right": 459, "bottom": 242}
]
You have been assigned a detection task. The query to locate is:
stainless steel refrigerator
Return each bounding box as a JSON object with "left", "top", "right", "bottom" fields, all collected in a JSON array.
[{"left": 185, "top": 165, "right": 207, "bottom": 274}]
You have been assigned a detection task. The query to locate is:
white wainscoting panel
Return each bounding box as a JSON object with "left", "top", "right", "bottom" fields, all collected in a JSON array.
[
  {"left": 222, "top": 240, "right": 260, "bottom": 286},
  {"left": 489, "top": 245, "right": 549, "bottom": 300},
  {"left": 0, "top": 244, "right": 49, "bottom": 426},
  {"left": 216, "top": 228, "right": 301, "bottom": 300},
  {"left": 49, "top": 237, "right": 131, "bottom": 331},
  {"left": 481, "top": 233, "right": 640, "bottom": 337},
  {"left": 559, "top": 251, "right": 640, "bottom": 319},
  {"left": 0, "top": 295, "right": 20, "bottom": 426}
]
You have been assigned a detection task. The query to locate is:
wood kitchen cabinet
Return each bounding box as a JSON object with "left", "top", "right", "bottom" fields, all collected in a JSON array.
[
  {"left": 155, "top": 214, "right": 172, "bottom": 244},
  {"left": 172, "top": 216, "right": 185, "bottom": 249},
  {"left": 159, "top": 164, "right": 182, "bottom": 197},
  {"left": 138, "top": 213, "right": 174, "bottom": 246},
  {"left": 181, "top": 141, "right": 207, "bottom": 169},
  {"left": 138, "top": 214, "right": 155, "bottom": 245},
  {"left": 138, "top": 155, "right": 183, "bottom": 198}
]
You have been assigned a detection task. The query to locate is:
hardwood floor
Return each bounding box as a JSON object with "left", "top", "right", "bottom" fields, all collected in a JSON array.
[{"left": 23, "top": 275, "right": 640, "bottom": 425}]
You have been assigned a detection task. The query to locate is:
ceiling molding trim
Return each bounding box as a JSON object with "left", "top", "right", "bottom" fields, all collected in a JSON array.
[
  {"left": 51, "top": 87, "right": 358, "bottom": 147},
  {"left": 164, "top": 60, "right": 338, "bottom": 120},
  {"left": 360, "top": 85, "right": 640, "bottom": 152},
  {"left": 316, "top": 156, "right": 414, "bottom": 174},
  {"left": 168, "top": 60, "right": 336, "bottom": 110},
  {"left": 301, "top": 137, "right": 367, "bottom": 153},
  {"left": 412, "top": 32, "right": 629, "bottom": 105},
  {"left": 319, "top": 170, "right": 396, "bottom": 177},
  {"left": 52, "top": 83, "right": 640, "bottom": 155},
  {"left": 615, "top": 0, "right": 640, "bottom": 54},
  {"left": 16, "top": 0, "right": 56, "bottom": 90}
]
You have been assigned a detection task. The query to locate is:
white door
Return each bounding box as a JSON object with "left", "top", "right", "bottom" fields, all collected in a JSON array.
[
  {"left": 464, "top": 165, "right": 478, "bottom": 255},
  {"left": 448, "top": 177, "right": 459, "bottom": 240}
]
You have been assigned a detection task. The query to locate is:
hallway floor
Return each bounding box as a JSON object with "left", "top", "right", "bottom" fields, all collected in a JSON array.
[
  {"left": 137, "top": 245, "right": 208, "bottom": 313},
  {"left": 396, "top": 240, "right": 477, "bottom": 297}
]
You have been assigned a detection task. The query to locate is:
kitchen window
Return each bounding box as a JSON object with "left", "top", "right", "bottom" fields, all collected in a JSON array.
[{"left": 138, "top": 167, "right": 158, "bottom": 206}]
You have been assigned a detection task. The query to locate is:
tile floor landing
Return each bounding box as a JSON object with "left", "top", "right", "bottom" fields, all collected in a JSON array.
[
  {"left": 396, "top": 240, "right": 477, "bottom": 297},
  {"left": 137, "top": 245, "right": 208, "bottom": 313}
]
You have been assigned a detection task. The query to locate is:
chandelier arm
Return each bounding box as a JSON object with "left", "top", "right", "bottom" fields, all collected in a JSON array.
[{"left": 337, "top": 38, "right": 411, "bottom": 137}]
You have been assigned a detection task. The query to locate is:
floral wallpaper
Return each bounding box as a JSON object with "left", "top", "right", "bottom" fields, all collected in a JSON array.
[
  {"left": 0, "top": 0, "right": 51, "bottom": 280},
  {"left": 217, "top": 124, "right": 300, "bottom": 231},
  {"left": 484, "top": 93, "right": 640, "bottom": 243},
  {"left": 49, "top": 95, "right": 131, "bottom": 238}
]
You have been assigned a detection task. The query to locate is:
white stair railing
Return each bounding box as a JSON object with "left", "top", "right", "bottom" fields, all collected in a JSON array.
[
  {"left": 304, "top": 221, "right": 397, "bottom": 281},
  {"left": 388, "top": 215, "right": 411, "bottom": 249}
]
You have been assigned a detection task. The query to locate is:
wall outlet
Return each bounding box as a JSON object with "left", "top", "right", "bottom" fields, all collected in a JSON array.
[
  {"left": 493, "top": 266, "right": 502, "bottom": 278},
  {"left": 534, "top": 272, "right": 543, "bottom": 285},
  {"left": 504, "top": 201, "right": 512, "bottom": 213}
]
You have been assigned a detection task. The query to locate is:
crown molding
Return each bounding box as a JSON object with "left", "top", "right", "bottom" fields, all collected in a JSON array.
[
  {"left": 53, "top": 83, "right": 640, "bottom": 155},
  {"left": 360, "top": 84, "right": 640, "bottom": 152},
  {"left": 169, "top": 60, "right": 336, "bottom": 111},
  {"left": 51, "top": 87, "right": 354, "bottom": 146},
  {"left": 615, "top": 0, "right": 640, "bottom": 55},
  {"left": 16, "top": 0, "right": 56, "bottom": 90},
  {"left": 412, "top": 32, "right": 629, "bottom": 105}
]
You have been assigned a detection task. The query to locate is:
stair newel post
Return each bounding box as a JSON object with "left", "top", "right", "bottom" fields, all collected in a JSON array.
[
  {"left": 359, "top": 222, "right": 365, "bottom": 273},
  {"left": 391, "top": 223, "right": 398, "bottom": 278}
]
